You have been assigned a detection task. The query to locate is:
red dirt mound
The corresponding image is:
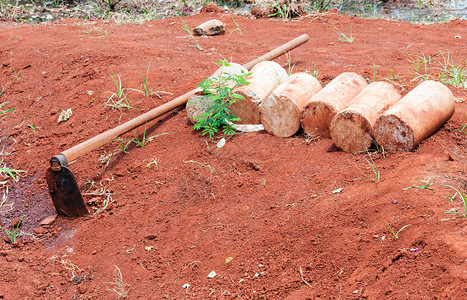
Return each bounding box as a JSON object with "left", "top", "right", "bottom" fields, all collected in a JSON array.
[{"left": 0, "top": 10, "right": 466, "bottom": 299}]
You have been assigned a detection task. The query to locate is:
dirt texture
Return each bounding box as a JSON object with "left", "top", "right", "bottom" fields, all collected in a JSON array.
[{"left": 0, "top": 8, "right": 466, "bottom": 299}]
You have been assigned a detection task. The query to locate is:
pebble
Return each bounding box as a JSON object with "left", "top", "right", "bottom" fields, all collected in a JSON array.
[
  {"left": 34, "top": 227, "right": 47, "bottom": 234},
  {"left": 193, "top": 19, "right": 225, "bottom": 36},
  {"left": 40, "top": 214, "right": 57, "bottom": 225}
]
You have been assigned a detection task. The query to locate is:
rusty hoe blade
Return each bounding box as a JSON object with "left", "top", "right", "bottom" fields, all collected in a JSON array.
[{"left": 46, "top": 154, "right": 89, "bottom": 217}]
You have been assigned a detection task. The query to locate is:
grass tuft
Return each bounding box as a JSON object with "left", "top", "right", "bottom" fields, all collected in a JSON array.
[
  {"left": 127, "top": 60, "right": 172, "bottom": 98},
  {"left": 4, "top": 214, "right": 33, "bottom": 243},
  {"left": 364, "top": 155, "right": 380, "bottom": 183},
  {"left": 456, "top": 114, "right": 467, "bottom": 135},
  {"left": 106, "top": 265, "right": 130, "bottom": 299},
  {"left": 117, "top": 126, "right": 172, "bottom": 151},
  {"left": 403, "top": 176, "right": 435, "bottom": 191},
  {"left": 386, "top": 222, "right": 411, "bottom": 239},
  {"left": 179, "top": 18, "right": 203, "bottom": 51},
  {"left": 407, "top": 51, "right": 466, "bottom": 87},
  {"left": 0, "top": 165, "right": 26, "bottom": 182},
  {"left": 0, "top": 100, "right": 16, "bottom": 116},
  {"left": 331, "top": 26, "right": 354, "bottom": 43},
  {"left": 443, "top": 185, "right": 467, "bottom": 218},
  {"left": 230, "top": 17, "right": 243, "bottom": 36}
]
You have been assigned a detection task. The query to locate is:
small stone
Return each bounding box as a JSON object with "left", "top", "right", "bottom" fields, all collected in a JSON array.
[
  {"left": 392, "top": 199, "right": 398, "bottom": 204},
  {"left": 40, "top": 214, "right": 57, "bottom": 226},
  {"left": 182, "top": 283, "right": 190, "bottom": 289},
  {"left": 332, "top": 188, "right": 343, "bottom": 194},
  {"left": 18, "top": 257, "right": 24, "bottom": 262},
  {"left": 193, "top": 19, "right": 225, "bottom": 36},
  {"left": 34, "top": 227, "right": 47, "bottom": 234},
  {"left": 145, "top": 234, "right": 157, "bottom": 240},
  {"left": 92, "top": 250, "right": 97, "bottom": 255},
  {"left": 217, "top": 138, "right": 226, "bottom": 149},
  {"left": 207, "top": 270, "right": 216, "bottom": 278}
]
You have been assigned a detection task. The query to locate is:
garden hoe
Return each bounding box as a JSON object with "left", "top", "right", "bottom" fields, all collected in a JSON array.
[{"left": 46, "top": 34, "right": 310, "bottom": 217}]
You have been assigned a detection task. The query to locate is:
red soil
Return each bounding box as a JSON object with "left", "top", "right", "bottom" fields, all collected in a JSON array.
[{"left": 0, "top": 9, "right": 466, "bottom": 299}]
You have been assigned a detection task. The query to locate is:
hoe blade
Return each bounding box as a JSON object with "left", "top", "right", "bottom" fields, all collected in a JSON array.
[{"left": 46, "top": 166, "right": 89, "bottom": 217}]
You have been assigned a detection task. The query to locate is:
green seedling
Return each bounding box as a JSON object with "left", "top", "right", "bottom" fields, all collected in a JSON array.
[
  {"left": 415, "top": 0, "right": 424, "bottom": 9},
  {"left": 407, "top": 52, "right": 433, "bottom": 82},
  {"left": 51, "top": 0, "right": 63, "bottom": 8},
  {"left": 230, "top": 17, "right": 243, "bottom": 36},
  {"left": 146, "top": 157, "right": 158, "bottom": 168},
  {"left": 0, "top": 86, "right": 4, "bottom": 97},
  {"left": 456, "top": 114, "right": 467, "bottom": 135},
  {"left": 4, "top": 215, "right": 32, "bottom": 243},
  {"left": 386, "top": 222, "right": 411, "bottom": 240},
  {"left": 271, "top": 66, "right": 285, "bottom": 86},
  {"left": 89, "top": 72, "right": 131, "bottom": 105},
  {"left": 106, "top": 265, "right": 129, "bottom": 299},
  {"left": 0, "top": 166, "right": 26, "bottom": 182},
  {"left": 269, "top": 0, "right": 288, "bottom": 19},
  {"left": 443, "top": 185, "right": 467, "bottom": 217},
  {"left": 179, "top": 18, "right": 203, "bottom": 50},
  {"left": 110, "top": 72, "right": 126, "bottom": 101},
  {"left": 434, "top": 52, "right": 467, "bottom": 88},
  {"left": 142, "top": 8, "right": 158, "bottom": 21},
  {"left": 192, "top": 59, "right": 250, "bottom": 138},
  {"left": 117, "top": 126, "right": 172, "bottom": 150},
  {"left": 12, "top": 69, "right": 21, "bottom": 81},
  {"left": 384, "top": 70, "right": 405, "bottom": 90},
  {"left": 371, "top": 62, "right": 379, "bottom": 82},
  {"left": 406, "top": 51, "right": 466, "bottom": 87},
  {"left": 28, "top": 121, "right": 36, "bottom": 133},
  {"left": 285, "top": 52, "right": 295, "bottom": 75},
  {"left": 306, "top": 65, "right": 319, "bottom": 78},
  {"left": 364, "top": 155, "right": 380, "bottom": 183},
  {"left": 128, "top": 61, "right": 172, "bottom": 98},
  {"left": 106, "top": 97, "right": 135, "bottom": 111},
  {"left": 311, "top": 0, "right": 332, "bottom": 12},
  {"left": 130, "top": 127, "right": 170, "bottom": 148},
  {"left": 0, "top": 100, "right": 16, "bottom": 115},
  {"left": 331, "top": 26, "right": 354, "bottom": 43},
  {"left": 388, "top": 69, "right": 399, "bottom": 81},
  {"left": 403, "top": 176, "right": 435, "bottom": 191},
  {"left": 0, "top": 107, "right": 15, "bottom": 115}
]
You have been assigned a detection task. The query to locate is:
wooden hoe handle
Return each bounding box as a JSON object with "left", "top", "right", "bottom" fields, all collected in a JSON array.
[{"left": 60, "top": 34, "right": 309, "bottom": 163}]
